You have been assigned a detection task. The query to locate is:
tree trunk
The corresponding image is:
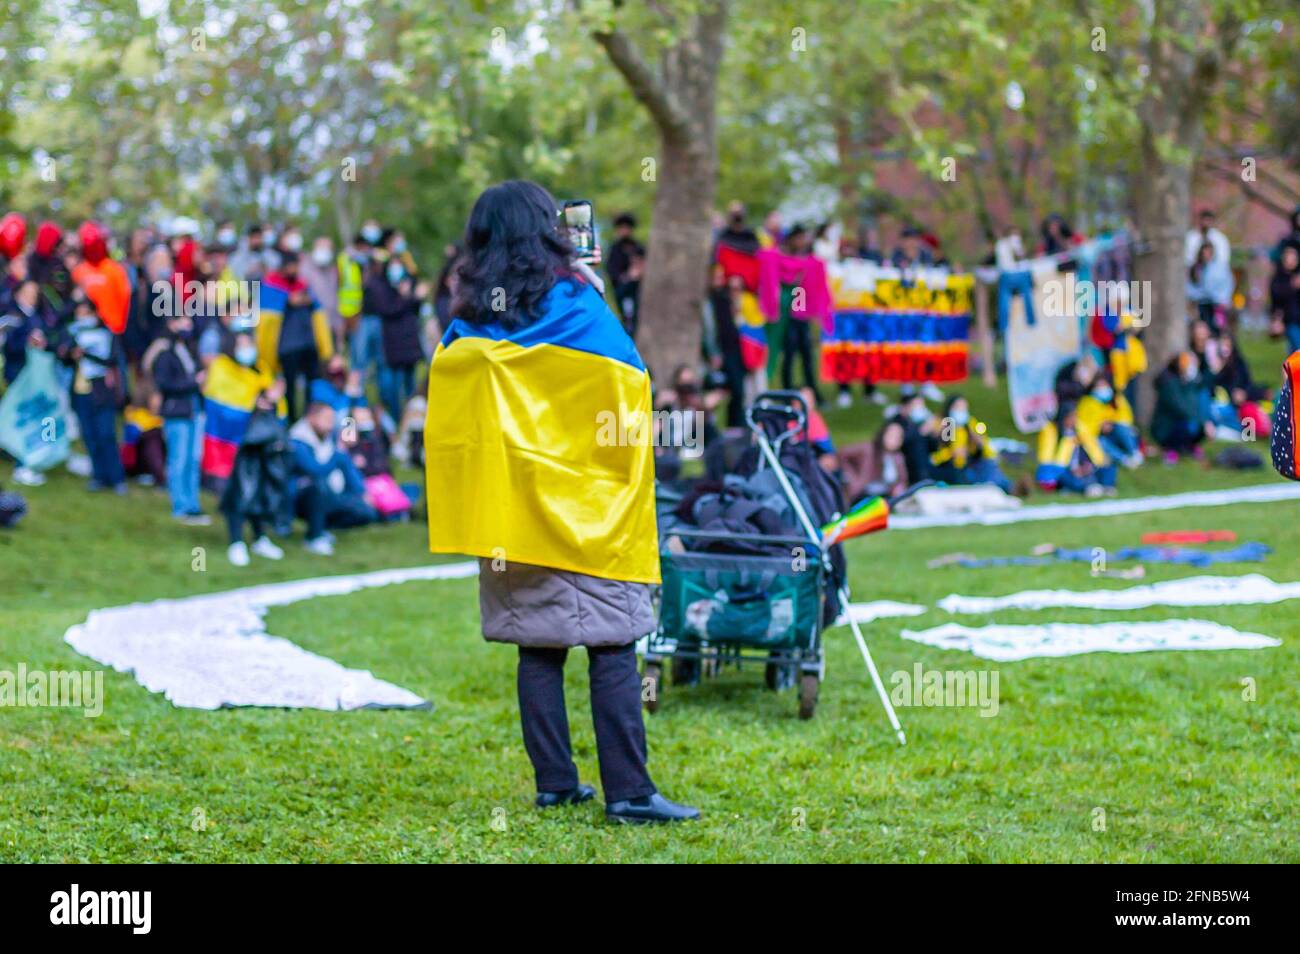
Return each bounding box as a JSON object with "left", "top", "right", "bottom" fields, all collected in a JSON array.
[
  {"left": 1129, "top": 0, "right": 1216, "bottom": 426},
  {"left": 594, "top": 1, "right": 728, "bottom": 382},
  {"left": 1133, "top": 137, "right": 1193, "bottom": 425},
  {"left": 639, "top": 136, "right": 718, "bottom": 380}
]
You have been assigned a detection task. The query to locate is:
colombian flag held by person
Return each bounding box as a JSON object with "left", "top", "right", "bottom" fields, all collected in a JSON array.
[
  {"left": 736, "top": 287, "right": 768, "bottom": 371},
  {"left": 717, "top": 243, "right": 768, "bottom": 370},
  {"left": 255, "top": 273, "right": 334, "bottom": 376},
  {"left": 424, "top": 279, "right": 660, "bottom": 584},
  {"left": 200, "top": 354, "right": 273, "bottom": 479}
]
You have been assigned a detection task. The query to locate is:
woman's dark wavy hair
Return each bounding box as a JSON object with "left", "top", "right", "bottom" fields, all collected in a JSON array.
[{"left": 452, "top": 180, "right": 576, "bottom": 328}]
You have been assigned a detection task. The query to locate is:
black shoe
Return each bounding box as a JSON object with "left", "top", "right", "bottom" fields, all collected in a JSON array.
[
  {"left": 606, "top": 793, "right": 700, "bottom": 824},
  {"left": 535, "top": 783, "right": 596, "bottom": 809}
]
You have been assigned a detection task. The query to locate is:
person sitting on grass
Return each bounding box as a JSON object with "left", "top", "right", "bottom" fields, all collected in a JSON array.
[
  {"left": 1036, "top": 401, "right": 1116, "bottom": 497},
  {"left": 1151, "top": 351, "right": 1215, "bottom": 464},
  {"left": 894, "top": 384, "right": 938, "bottom": 483},
  {"left": 838, "top": 417, "right": 909, "bottom": 504},
  {"left": 1076, "top": 370, "right": 1143, "bottom": 469},
  {"left": 1211, "top": 334, "right": 1271, "bottom": 438},
  {"left": 309, "top": 353, "right": 367, "bottom": 428},
  {"left": 288, "top": 401, "right": 377, "bottom": 556},
  {"left": 343, "top": 404, "right": 389, "bottom": 477},
  {"left": 930, "top": 394, "right": 1013, "bottom": 493},
  {"left": 119, "top": 381, "right": 167, "bottom": 490}
]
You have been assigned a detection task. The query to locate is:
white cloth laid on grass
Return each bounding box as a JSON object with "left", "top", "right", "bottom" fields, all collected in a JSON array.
[
  {"left": 901, "top": 619, "right": 1280, "bottom": 662},
  {"left": 937, "top": 573, "right": 1300, "bottom": 615},
  {"left": 889, "top": 482, "right": 1300, "bottom": 531},
  {"left": 839, "top": 601, "right": 928, "bottom": 624},
  {"left": 64, "top": 562, "right": 479, "bottom": 711}
]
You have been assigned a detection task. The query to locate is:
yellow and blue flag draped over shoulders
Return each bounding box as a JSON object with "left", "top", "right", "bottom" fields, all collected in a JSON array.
[{"left": 424, "top": 279, "right": 660, "bottom": 584}]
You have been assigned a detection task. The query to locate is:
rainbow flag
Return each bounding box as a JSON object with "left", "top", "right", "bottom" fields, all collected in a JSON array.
[
  {"left": 820, "top": 495, "right": 889, "bottom": 547},
  {"left": 200, "top": 355, "right": 271, "bottom": 479},
  {"left": 424, "top": 278, "right": 660, "bottom": 584}
]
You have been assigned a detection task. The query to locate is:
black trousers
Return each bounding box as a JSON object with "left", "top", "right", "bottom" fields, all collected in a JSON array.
[
  {"left": 293, "top": 482, "right": 376, "bottom": 540},
  {"left": 516, "top": 643, "right": 657, "bottom": 803},
  {"left": 781, "top": 318, "right": 821, "bottom": 400},
  {"left": 279, "top": 349, "right": 319, "bottom": 422}
]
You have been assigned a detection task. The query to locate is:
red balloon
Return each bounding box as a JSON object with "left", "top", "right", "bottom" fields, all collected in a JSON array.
[{"left": 0, "top": 212, "right": 26, "bottom": 259}]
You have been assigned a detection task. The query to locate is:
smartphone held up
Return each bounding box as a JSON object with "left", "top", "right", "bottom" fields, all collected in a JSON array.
[{"left": 561, "top": 199, "right": 597, "bottom": 263}]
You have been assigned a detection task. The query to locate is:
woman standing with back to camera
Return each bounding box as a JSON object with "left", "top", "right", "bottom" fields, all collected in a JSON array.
[{"left": 424, "top": 180, "right": 698, "bottom": 824}]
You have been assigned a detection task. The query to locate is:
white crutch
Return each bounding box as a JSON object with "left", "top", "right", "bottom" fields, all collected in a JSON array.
[{"left": 752, "top": 423, "right": 907, "bottom": 745}]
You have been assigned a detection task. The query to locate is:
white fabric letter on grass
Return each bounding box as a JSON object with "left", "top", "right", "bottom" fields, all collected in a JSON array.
[
  {"left": 839, "top": 601, "right": 928, "bottom": 625},
  {"left": 888, "top": 482, "right": 1300, "bottom": 531},
  {"left": 65, "top": 562, "right": 479, "bottom": 711},
  {"left": 901, "top": 619, "right": 1281, "bottom": 661},
  {"left": 938, "top": 573, "right": 1300, "bottom": 615}
]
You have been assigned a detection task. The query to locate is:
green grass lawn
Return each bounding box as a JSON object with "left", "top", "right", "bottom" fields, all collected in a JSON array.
[{"left": 2, "top": 332, "right": 1298, "bottom": 862}]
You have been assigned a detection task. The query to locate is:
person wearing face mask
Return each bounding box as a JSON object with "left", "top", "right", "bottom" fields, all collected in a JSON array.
[
  {"left": 930, "top": 394, "right": 1012, "bottom": 492},
  {"left": 228, "top": 224, "right": 275, "bottom": 283},
  {"left": 308, "top": 352, "right": 367, "bottom": 427},
  {"left": 1152, "top": 352, "right": 1215, "bottom": 464},
  {"left": 838, "top": 418, "right": 911, "bottom": 504},
  {"left": 1035, "top": 401, "right": 1116, "bottom": 497},
  {"left": 363, "top": 235, "right": 423, "bottom": 423},
  {"left": 144, "top": 313, "right": 210, "bottom": 524},
  {"left": 214, "top": 221, "right": 238, "bottom": 253},
  {"left": 1077, "top": 370, "right": 1143, "bottom": 469},
  {"left": 278, "top": 226, "right": 304, "bottom": 256},
  {"left": 205, "top": 328, "right": 290, "bottom": 564},
  {"left": 387, "top": 230, "right": 417, "bottom": 277},
  {"left": 715, "top": 201, "right": 760, "bottom": 255},
  {"left": 359, "top": 219, "right": 383, "bottom": 249},
  {"left": 256, "top": 251, "right": 335, "bottom": 421},
  {"left": 893, "top": 385, "right": 938, "bottom": 483},
  {"left": 299, "top": 236, "right": 343, "bottom": 344}
]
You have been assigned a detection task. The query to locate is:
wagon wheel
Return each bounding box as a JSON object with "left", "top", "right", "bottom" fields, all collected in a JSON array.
[
  {"left": 671, "top": 655, "right": 701, "bottom": 687},
  {"left": 643, "top": 662, "right": 663, "bottom": 714},
  {"left": 798, "top": 673, "right": 819, "bottom": 720},
  {"left": 765, "top": 652, "right": 797, "bottom": 691}
]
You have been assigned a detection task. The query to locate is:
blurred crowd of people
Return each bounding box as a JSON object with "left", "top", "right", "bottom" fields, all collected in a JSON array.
[{"left": 0, "top": 211, "right": 455, "bottom": 561}]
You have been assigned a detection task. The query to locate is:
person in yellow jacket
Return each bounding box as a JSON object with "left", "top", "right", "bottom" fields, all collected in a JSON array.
[
  {"left": 1036, "top": 401, "right": 1117, "bottom": 496},
  {"left": 1107, "top": 312, "right": 1147, "bottom": 402},
  {"left": 1077, "top": 370, "right": 1143, "bottom": 469},
  {"left": 336, "top": 243, "right": 364, "bottom": 330},
  {"left": 931, "top": 395, "right": 1013, "bottom": 492}
]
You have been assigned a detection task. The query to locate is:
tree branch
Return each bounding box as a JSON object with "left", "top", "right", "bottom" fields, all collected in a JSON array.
[{"left": 592, "top": 27, "right": 693, "bottom": 143}]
